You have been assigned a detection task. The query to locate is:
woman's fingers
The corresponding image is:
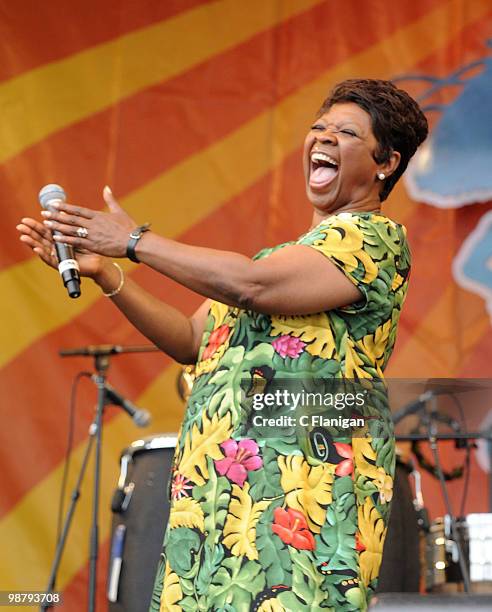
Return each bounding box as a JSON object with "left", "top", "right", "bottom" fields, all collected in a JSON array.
[
  {"left": 42, "top": 218, "right": 88, "bottom": 238},
  {"left": 43, "top": 200, "right": 94, "bottom": 219},
  {"left": 103, "top": 185, "right": 124, "bottom": 214},
  {"left": 41, "top": 208, "right": 91, "bottom": 226},
  {"left": 17, "top": 224, "right": 57, "bottom": 267},
  {"left": 17, "top": 219, "right": 54, "bottom": 249}
]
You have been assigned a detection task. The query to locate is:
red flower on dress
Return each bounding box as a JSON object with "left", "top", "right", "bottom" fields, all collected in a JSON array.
[
  {"left": 271, "top": 507, "right": 316, "bottom": 550},
  {"left": 171, "top": 472, "right": 193, "bottom": 500},
  {"left": 202, "top": 324, "right": 231, "bottom": 360},
  {"left": 214, "top": 439, "right": 262, "bottom": 487},
  {"left": 355, "top": 532, "right": 366, "bottom": 552},
  {"left": 334, "top": 442, "right": 354, "bottom": 477}
]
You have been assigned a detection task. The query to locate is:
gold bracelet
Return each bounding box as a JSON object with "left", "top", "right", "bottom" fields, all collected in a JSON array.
[{"left": 102, "top": 262, "right": 125, "bottom": 297}]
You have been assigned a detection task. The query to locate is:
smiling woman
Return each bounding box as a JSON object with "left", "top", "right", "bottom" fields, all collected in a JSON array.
[{"left": 17, "top": 78, "right": 428, "bottom": 611}]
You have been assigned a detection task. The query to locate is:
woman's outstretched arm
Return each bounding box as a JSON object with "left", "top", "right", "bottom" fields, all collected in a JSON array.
[
  {"left": 16, "top": 216, "right": 209, "bottom": 364},
  {"left": 38, "top": 187, "right": 362, "bottom": 316}
]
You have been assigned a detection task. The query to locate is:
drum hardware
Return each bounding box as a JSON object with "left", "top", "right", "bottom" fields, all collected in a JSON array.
[
  {"left": 111, "top": 452, "right": 135, "bottom": 513},
  {"left": 108, "top": 524, "right": 126, "bottom": 603},
  {"left": 410, "top": 464, "right": 430, "bottom": 532}
]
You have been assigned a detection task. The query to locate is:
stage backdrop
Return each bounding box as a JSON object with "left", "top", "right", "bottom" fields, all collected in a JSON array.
[{"left": 1, "top": 0, "right": 491, "bottom": 608}]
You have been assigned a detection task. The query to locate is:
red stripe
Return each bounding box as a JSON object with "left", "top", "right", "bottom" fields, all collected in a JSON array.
[
  {"left": 3, "top": 0, "right": 446, "bottom": 270},
  {"left": 0, "top": 0, "right": 208, "bottom": 83}
]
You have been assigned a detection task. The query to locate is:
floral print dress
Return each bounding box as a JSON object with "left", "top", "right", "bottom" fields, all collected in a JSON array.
[{"left": 150, "top": 211, "right": 410, "bottom": 612}]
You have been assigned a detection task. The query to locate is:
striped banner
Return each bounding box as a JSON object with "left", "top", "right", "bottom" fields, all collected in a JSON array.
[{"left": 1, "top": 1, "right": 491, "bottom": 608}]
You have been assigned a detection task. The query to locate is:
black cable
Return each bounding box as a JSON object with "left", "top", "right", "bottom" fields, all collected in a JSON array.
[
  {"left": 55, "top": 371, "right": 92, "bottom": 547},
  {"left": 449, "top": 393, "right": 471, "bottom": 519}
]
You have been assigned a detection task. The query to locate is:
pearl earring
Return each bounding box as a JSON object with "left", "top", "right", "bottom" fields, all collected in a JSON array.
[{"left": 377, "top": 172, "right": 386, "bottom": 180}]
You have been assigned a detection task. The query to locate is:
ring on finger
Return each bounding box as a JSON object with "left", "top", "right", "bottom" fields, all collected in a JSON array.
[{"left": 76, "top": 226, "right": 89, "bottom": 239}]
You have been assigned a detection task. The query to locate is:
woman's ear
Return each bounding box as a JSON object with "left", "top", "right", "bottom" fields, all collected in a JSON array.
[{"left": 379, "top": 150, "right": 401, "bottom": 178}]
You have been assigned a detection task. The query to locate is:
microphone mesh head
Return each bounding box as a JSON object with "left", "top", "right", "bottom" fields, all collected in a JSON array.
[{"left": 39, "top": 184, "right": 66, "bottom": 209}]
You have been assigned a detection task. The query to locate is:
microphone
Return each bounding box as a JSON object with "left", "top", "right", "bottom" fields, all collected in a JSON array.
[
  {"left": 96, "top": 378, "right": 151, "bottom": 427},
  {"left": 38, "top": 184, "right": 81, "bottom": 299},
  {"left": 392, "top": 390, "right": 434, "bottom": 425}
]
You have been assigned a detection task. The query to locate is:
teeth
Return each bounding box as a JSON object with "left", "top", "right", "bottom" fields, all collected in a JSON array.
[{"left": 311, "top": 152, "right": 338, "bottom": 166}]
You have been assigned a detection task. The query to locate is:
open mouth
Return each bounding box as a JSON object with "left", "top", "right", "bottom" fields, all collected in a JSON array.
[{"left": 309, "top": 151, "right": 339, "bottom": 189}]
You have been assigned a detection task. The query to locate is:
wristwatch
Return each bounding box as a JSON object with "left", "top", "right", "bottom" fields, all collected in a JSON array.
[{"left": 126, "top": 223, "right": 151, "bottom": 263}]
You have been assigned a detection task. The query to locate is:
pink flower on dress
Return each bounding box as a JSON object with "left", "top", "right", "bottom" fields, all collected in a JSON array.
[
  {"left": 334, "top": 442, "right": 354, "bottom": 477},
  {"left": 171, "top": 472, "right": 193, "bottom": 500},
  {"left": 214, "top": 438, "right": 262, "bottom": 487},
  {"left": 272, "top": 335, "right": 306, "bottom": 358}
]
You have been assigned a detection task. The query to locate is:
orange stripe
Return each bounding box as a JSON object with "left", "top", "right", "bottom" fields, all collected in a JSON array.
[
  {"left": 0, "top": 0, "right": 207, "bottom": 83},
  {"left": 459, "top": 326, "right": 492, "bottom": 377},
  {"left": 2, "top": 0, "right": 446, "bottom": 270}
]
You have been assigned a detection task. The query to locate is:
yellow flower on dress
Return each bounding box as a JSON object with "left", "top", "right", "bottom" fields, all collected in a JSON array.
[
  {"left": 160, "top": 562, "right": 182, "bottom": 612},
  {"left": 357, "top": 497, "right": 386, "bottom": 587},
  {"left": 278, "top": 454, "right": 334, "bottom": 533},
  {"left": 257, "top": 598, "right": 287, "bottom": 611},
  {"left": 374, "top": 467, "right": 393, "bottom": 504},
  {"left": 314, "top": 220, "right": 378, "bottom": 283}
]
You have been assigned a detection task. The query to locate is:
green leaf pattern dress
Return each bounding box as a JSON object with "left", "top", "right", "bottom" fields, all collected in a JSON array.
[{"left": 150, "top": 211, "right": 410, "bottom": 611}]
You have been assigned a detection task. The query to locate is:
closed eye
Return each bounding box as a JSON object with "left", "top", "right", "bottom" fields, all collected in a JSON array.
[
  {"left": 311, "top": 124, "right": 325, "bottom": 131},
  {"left": 340, "top": 129, "right": 357, "bottom": 137}
]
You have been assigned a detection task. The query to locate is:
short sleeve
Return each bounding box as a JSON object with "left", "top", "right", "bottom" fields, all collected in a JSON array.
[{"left": 296, "top": 212, "right": 410, "bottom": 315}]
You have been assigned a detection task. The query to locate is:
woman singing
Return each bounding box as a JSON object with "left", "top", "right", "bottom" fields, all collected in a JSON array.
[{"left": 18, "top": 79, "right": 428, "bottom": 611}]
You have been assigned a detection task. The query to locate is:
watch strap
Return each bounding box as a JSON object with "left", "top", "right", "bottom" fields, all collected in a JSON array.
[{"left": 126, "top": 223, "right": 151, "bottom": 263}]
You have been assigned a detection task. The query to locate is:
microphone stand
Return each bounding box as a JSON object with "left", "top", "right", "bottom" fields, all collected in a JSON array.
[
  {"left": 43, "top": 345, "right": 157, "bottom": 612},
  {"left": 88, "top": 351, "right": 109, "bottom": 612}
]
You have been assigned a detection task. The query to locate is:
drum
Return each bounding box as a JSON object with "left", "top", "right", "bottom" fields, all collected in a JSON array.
[
  {"left": 107, "top": 434, "right": 177, "bottom": 612},
  {"left": 377, "top": 459, "right": 421, "bottom": 592}
]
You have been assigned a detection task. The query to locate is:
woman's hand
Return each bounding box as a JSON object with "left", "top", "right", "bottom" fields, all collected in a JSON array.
[
  {"left": 39, "top": 186, "right": 137, "bottom": 259},
  {"left": 16, "top": 215, "right": 107, "bottom": 279}
]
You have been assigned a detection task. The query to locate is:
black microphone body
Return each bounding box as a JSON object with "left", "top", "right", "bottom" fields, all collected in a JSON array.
[
  {"left": 392, "top": 390, "right": 434, "bottom": 425},
  {"left": 100, "top": 379, "right": 151, "bottom": 428},
  {"left": 38, "top": 184, "right": 81, "bottom": 299}
]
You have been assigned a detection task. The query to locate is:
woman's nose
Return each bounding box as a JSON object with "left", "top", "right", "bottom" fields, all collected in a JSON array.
[{"left": 315, "top": 128, "right": 337, "bottom": 144}]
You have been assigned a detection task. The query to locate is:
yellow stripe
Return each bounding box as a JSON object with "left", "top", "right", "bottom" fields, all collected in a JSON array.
[
  {"left": 2, "top": 0, "right": 490, "bottom": 371},
  {"left": 0, "top": 0, "right": 323, "bottom": 165},
  {"left": 0, "top": 363, "right": 184, "bottom": 594}
]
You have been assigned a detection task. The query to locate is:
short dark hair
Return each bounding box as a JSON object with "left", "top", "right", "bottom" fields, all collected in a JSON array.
[{"left": 317, "top": 78, "right": 428, "bottom": 201}]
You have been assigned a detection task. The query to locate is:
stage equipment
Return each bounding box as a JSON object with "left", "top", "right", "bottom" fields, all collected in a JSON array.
[
  {"left": 425, "top": 513, "right": 492, "bottom": 592},
  {"left": 42, "top": 344, "right": 158, "bottom": 612},
  {"left": 393, "top": 380, "right": 492, "bottom": 594},
  {"left": 108, "top": 434, "right": 177, "bottom": 611},
  {"left": 370, "top": 592, "right": 492, "bottom": 610},
  {"left": 38, "top": 183, "right": 81, "bottom": 298}
]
